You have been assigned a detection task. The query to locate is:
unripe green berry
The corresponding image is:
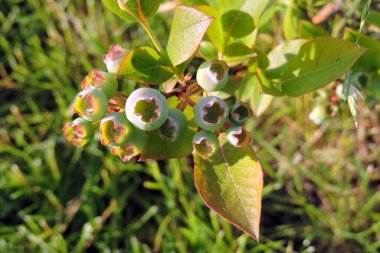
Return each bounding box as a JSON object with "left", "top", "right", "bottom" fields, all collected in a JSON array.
[
  {"left": 73, "top": 88, "right": 108, "bottom": 122},
  {"left": 125, "top": 88, "right": 168, "bottom": 131},
  {"left": 111, "top": 143, "right": 145, "bottom": 163},
  {"left": 81, "top": 70, "right": 118, "bottom": 99},
  {"left": 159, "top": 108, "right": 187, "bottom": 142},
  {"left": 196, "top": 60, "right": 229, "bottom": 92},
  {"left": 100, "top": 112, "right": 147, "bottom": 146},
  {"left": 226, "top": 126, "right": 252, "bottom": 147},
  {"left": 192, "top": 130, "right": 219, "bottom": 159},
  {"left": 230, "top": 101, "right": 252, "bottom": 125},
  {"left": 194, "top": 96, "right": 229, "bottom": 132},
  {"left": 63, "top": 117, "right": 94, "bottom": 147}
]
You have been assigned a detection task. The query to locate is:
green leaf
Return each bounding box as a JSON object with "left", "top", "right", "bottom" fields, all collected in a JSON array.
[
  {"left": 223, "top": 43, "right": 257, "bottom": 66},
  {"left": 209, "top": 76, "right": 243, "bottom": 99},
  {"left": 299, "top": 20, "right": 329, "bottom": 39},
  {"left": 247, "top": 0, "right": 273, "bottom": 25},
  {"left": 216, "top": 0, "right": 273, "bottom": 47},
  {"left": 199, "top": 41, "right": 219, "bottom": 61},
  {"left": 196, "top": 6, "right": 225, "bottom": 53},
  {"left": 116, "top": 46, "right": 173, "bottom": 84},
  {"left": 343, "top": 28, "right": 380, "bottom": 71},
  {"left": 194, "top": 133, "right": 263, "bottom": 241},
  {"left": 282, "top": 37, "right": 366, "bottom": 96},
  {"left": 367, "top": 11, "right": 380, "bottom": 29},
  {"left": 181, "top": 0, "right": 209, "bottom": 5},
  {"left": 283, "top": 2, "right": 300, "bottom": 40},
  {"left": 140, "top": 122, "right": 197, "bottom": 160},
  {"left": 236, "top": 74, "right": 273, "bottom": 116},
  {"left": 269, "top": 37, "right": 366, "bottom": 97},
  {"left": 102, "top": 0, "right": 130, "bottom": 20},
  {"left": 221, "top": 10, "right": 255, "bottom": 39},
  {"left": 218, "top": 0, "right": 273, "bottom": 26},
  {"left": 266, "top": 39, "right": 307, "bottom": 78},
  {"left": 166, "top": 6, "right": 214, "bottom": 66},
  {"left": 368, "top": 74, "right": 380, "bottom": 99},
  {"left": 102, "top": 0, "right": 160, "bottom": 21}
]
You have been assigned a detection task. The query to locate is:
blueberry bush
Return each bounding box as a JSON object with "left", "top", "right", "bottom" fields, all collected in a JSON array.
[{"left": 61, "top": 0, "right": 376, "bottom": 242}]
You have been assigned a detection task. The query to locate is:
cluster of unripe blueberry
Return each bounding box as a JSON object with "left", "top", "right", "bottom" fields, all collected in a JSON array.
[{"left": 63, "top": 45, "right": 253, "bottom": 162}]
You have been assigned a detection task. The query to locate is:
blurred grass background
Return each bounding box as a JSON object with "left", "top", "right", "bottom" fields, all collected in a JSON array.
[{"left": 0, "top": 0, "right": 379, "bottom": 252}]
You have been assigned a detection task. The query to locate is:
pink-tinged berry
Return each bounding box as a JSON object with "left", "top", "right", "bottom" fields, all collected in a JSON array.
[
  {"left": 111, "top": 145, "right": 139, "bottom": 162},
  {"left": 196, "top": 60, "right": 229, "bottom": 92},
  {"left": 125, "top": 88, "right": 168, "bottom": 131},
  {"left": 73, "top": 88, "right": 108, "bottom": 122},
  {"left": 63, "top": 118, "right": 94, "bottom": 148},
  {"left": 226, "top": 126, "right": 252, "bottom": 147},
  {"left": 81, "top": 70, "right": 118, "bottom": 98},
  {"left": 100, "top": 112, "right": 147, "bottom": 146},
  {"left": 110, "top": 135, "right": 147, "bottom": 162},
  {"left": 192, "top": 130, "right": 219, "bottom": 159},
  {"left": 194, "top": 96, "right": 229, "bottom": 132},
  {"left": 230, "top": 101, "right": 252, "bottom": 125},
  {"left": 103, "top": 44, "right": 128, "bottom": 73},
  {"left": 159, "top": 108, "right": 187, "bottom": 142}
]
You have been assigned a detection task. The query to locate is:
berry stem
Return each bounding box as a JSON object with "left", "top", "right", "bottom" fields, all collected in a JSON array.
[
  {"left": 141, "top": 21, "right": 184, "bottom": 81},
  {"left": 92, "top": 121, "right": 101, "bottom": 127},
  {"left": 139, "top": 20, "right": 165, "bottom": 55},
  {"left": 118, "top": 1, "right": 185, "bottom": 83},
  {"left": 182, "top": 96, "right": 196, "bottom": 107},
  {"left": 115, "top": 91, "right": 128, "bottom": 98}
]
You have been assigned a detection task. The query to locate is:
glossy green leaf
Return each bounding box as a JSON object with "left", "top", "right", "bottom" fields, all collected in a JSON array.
[
  {"left": 140, "top": 122, "right": 197, "bottom": 160},
  {"left": 166, "top": 6, "right": 213, "bottom": 66},
  {"left": 102, "top": 0, "right": 130, "bottom": 20},
  {"left": 247, "top": 0, "right": 273, "bottom": 25},
  {"left": 116, "top": 46, "right": 173, "bottom": 84},
  {"left": 344, "top": 28, "right": 380, "bottom": 71},
  {"left": 266, "top": 39, "right": 307, "bottom": 78},
  {"left": 218, "top": 0, "right": 273, "bottom": 46},
  {"left": 367, "top": 11, "right": 380, "bottom": 29},
  {"left": 283, "top": 2, "right": 299, "bottom": 40},
  {"left": 223, "top": 43, "right": 257, "bottom": 66},
  {"left": 218, "top": 0, "right": 273, "bottom": 26},
  {"left": 267, "top": 37, "right": 365, "bottom": 97},
  {"left": 102, "top": 0, "right": 160, "bottom": 21},
  {"left": 194, "top": 133, "right": 263, "bottom": 241},
  {"left": 196, "top": 6, "right": 225, "bottom": 52},
  {"left": 299, "top": 20, "right": 329, "bottom": 39},
  {"left": 236, "top": 75, "right": 273, "bottom": 116},
  {"left": 161, "top": 77, "right": 178, "bottom": 93},
  {"left": 221, "top": 10, "right": 255, "bottom": 39},
  {"left": 209, "top": 76, "right": 243, "bottom": 99},
  {"left": 181, "top": 0, "right": 209, "bottom": 5},
  {"left": 282, "top": 37, "right": 366, "bottom": 96},
  {"left": 199, "top": 41, "right": 219, "bottom": 61},
  {"left": 368, "top": 74, "right": 380, "bottom": 99}
]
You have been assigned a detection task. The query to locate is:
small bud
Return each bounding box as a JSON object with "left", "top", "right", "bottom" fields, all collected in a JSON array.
[
  {"left": 73, "top": 88, "right": 108, "bottom": 122},
  {"left": 196, "top": 60, "right": 229, "bottom": 92},
  {"left": 125, "top": 88, "right": 169, "bottom": 131},
  {"left": 230, "top": 101, "right": 252, "bottom": 125},
  {"left": 103, "top": 44, "right": 128, "bottom": 73},
  {"left": 100, "top": 112, "right": 148, "bottom": 146},
  {"left": 159, "top": 108, "right": 187, "bottom": 142},
  {"left": 81, "top": 71, "right": 118, "bottom": 99},
  {"left": 63, "top": 118, "right": 94, "bottom": 147},
  {"left": 192, "top": 130, "right": 219, "bottom": 159},
  {"left": 194, "top": 96, "right": 229, "bottom": 132},
  {"left": 226, "top": 126, "right": 252, "bottom": 147}
]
